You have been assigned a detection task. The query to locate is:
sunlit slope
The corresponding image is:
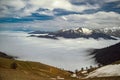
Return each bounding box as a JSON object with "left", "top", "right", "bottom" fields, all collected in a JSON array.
[{"left": 0, "top": 57, "right": 77, "bottom": 80}]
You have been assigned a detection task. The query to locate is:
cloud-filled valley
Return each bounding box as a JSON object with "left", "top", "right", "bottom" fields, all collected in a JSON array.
[{"left": 0, "top": 31, "right": 119, "bottom": 71}]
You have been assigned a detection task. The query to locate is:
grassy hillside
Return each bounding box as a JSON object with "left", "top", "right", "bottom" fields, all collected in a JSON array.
[{"left": 0, "top": 57, "right": 79, "bottom": 80}]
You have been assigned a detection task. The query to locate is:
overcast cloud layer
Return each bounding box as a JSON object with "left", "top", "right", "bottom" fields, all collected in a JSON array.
[{"left": 0, "top": 0, "right": 120, "bottom": 31}]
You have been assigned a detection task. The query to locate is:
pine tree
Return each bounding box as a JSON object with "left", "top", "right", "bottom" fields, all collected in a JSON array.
[{"left": 81, "top": 67, "right": 84, "bottom": 71}]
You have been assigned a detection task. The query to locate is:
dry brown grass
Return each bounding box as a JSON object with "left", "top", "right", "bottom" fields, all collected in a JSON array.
[{"left": 0, "top": 57, "right": 78, "bottom": 80}]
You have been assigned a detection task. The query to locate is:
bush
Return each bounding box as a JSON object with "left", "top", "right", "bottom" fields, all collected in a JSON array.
[{"left": 10, "top": 62, "right": 17, "bottom": 69}]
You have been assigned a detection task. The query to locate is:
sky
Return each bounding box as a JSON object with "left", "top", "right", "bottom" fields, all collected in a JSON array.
[{"left": 0, "top": 0, "right": 120, "bottom": 31}]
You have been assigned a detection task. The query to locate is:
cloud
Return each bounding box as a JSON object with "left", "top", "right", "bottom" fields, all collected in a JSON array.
[
  {"left": 69, "top": 0, "right": 120, "bottom": 13},
  {"left": 0, "top": 11, "right": 120, "bottom": 31},
  {"left": 104, "top": 0, "right": 120, "bottom": 3},
  {"left": 63, "top": 11, "right": 120, "bottom": 28},
  {"left": 0, "top": 0, "right": 100, "bottom": 18},
  {"left": 0, "top": 0, "right": 119, "bottom": 18},
  {"left": 27, "top": 0, "right": 72, "bottom": 10},
  {"left": 0, "top": 0, "right": 26, "bottom": 17},
  {"left": 69, "top": 0, "right": 120, "bottom": 5},
  {"left": 0, "top": 0, "right": 120, "bottom": 30}
]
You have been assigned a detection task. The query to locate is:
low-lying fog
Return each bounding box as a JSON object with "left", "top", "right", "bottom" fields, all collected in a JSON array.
[{"left": 0, "top": 31, "right": 119, "bottom": 71}]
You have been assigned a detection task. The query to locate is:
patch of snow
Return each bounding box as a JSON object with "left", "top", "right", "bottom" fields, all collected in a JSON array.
[
  {"left": 102, "top": 27, "right": 120, "bottom": 33},
  {"left": 60, "top": 27, "right": 93, "bottom": 35},
  {"left": 71, "top": 73, "right": 77, "bottom": 77},
  {"left": 30, "top": 33, "right": 49, "bottom": 36},
  {"left": 60, "top": 29, "right": 70, "bottom": 32},
  {"left": 61, "top": 16, "right": 68, "bottom": 21},
  {"left": 57, "top": 76, "right": 64, "bottom": 80},
  {"left": 81, "top": 28, "right": 93, "bottom": 35},
  {"left": 81, "top": 70, "right": 87, "bottom": 74},
  {"left": 86, "top": 64, "right": 120, "bottom": 78}
]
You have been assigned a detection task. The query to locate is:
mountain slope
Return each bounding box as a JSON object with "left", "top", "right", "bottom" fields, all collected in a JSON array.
[
  {"left": 86, "top": 60, "right": 120, "bottom": 78},
  {"left": 90, "top": 42, "right": 120, "bottom": 65},
  {"left": 86, "top": 64, "right": 120, "bottom": 78},
  {"left": 0, "top": 52, "right": 77, "bottom": 80},
  {"left": 86, "top": 42, "right": 120, "bottom": 79}
]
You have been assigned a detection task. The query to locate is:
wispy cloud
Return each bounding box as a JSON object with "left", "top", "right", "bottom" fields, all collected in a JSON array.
[
  {"left": 0, "top": 11, "right": 120, "bottom": 31},
  {"left": 0, "top": 0, "right": 100, "bottom": 18}
]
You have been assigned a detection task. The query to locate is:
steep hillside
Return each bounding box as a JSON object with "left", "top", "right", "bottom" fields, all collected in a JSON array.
[
  {"left": 86, "top": 44, "right": 120, "bottom": 79},
  {"left": 86, "top": 60, "right": 120, "bottom": 79},
  {"left": 86, "top": 64, "right": 120, "bottom": 78},
  {"left": 90, "top": 42, "right": 120, "bottom": 65}
]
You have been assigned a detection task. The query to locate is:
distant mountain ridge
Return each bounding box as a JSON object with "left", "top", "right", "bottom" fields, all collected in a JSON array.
[
  {"left": 94, "top": 27, "right": 120, "bottom": 37},
  {"left": 29, "top": 27, "right": 118, "bottom": 40}
]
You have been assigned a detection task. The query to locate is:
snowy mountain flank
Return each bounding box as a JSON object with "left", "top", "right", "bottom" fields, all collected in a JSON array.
[
  {"left": 86, "top": 64, "right": 120, "bottom": 78},
  {"left": 29, "top": 27, "right": 119, "bottom": 40}
]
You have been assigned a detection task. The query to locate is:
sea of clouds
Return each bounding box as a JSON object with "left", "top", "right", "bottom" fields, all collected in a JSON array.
[{"left": 0, "top": 31, "right": 119, "bottom": 71}]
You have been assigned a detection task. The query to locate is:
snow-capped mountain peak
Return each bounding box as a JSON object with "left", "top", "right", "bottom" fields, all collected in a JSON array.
[
  {"left": 77, "top": 27, "right": 92, "bottom": 35},
  {"left": 60, "top": 27, "right": 93, "bottom": 35}
]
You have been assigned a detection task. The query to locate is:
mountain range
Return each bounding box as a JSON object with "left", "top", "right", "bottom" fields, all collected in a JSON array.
[{"left": 29, "top": 27, "right": 120, "bottom": 40}]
